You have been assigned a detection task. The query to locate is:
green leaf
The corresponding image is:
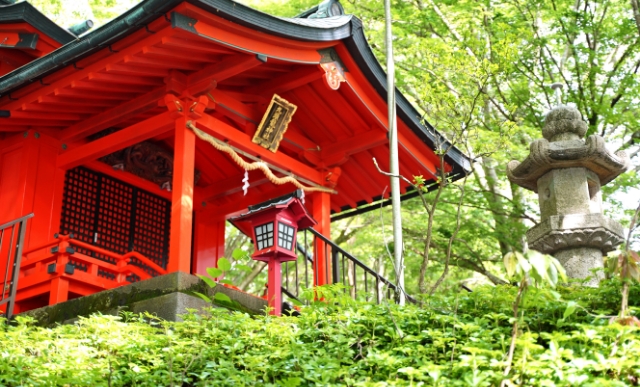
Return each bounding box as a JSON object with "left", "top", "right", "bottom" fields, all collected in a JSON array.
[
  {"left": 547, "top": 261, "right": 558, "bottom": 288},
  {"left": 197, "top": 274, "right": 217, "bottom": 288},
  {"left": 514, "top": 251, "right": 531, "bottom": 275},
  {"left": 563, "top": 301, "right": 578, "bottom": 320},
  {"left": 214, "top": 292, "right": 232, "bottom": 303},
  {"left": 232, "top": 248, "right": 246, "bottom": 260},
  {"left": 206, "top": 267, "right": 223, "bottom": 279},
  {"left": 235, "top": 264, "right": 252, "bottom": 273},
  {"left": 192, "top": 291, "right": 212, "bottom": 303},
  {"left": 527, "top": 250, "right": 551, "bottom": 285},
  {"left": 219, "top": 279, "right": 234, "bottom": 285},
  {"left": 550, "top": 257, "right": 567, "bottom": 283},
  {"left": 503, "top": 252, "right": 517, "bottom": 278},
  {"left": 628, "top": 261, "right": 640, "bottom": 282},
  {"left": 218, "top": 257, "right": 232, "bottom": 272}
]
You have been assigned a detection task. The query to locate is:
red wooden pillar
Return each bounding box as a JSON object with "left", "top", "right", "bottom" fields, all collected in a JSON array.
[
  {"left": 192, "top": 216, "right": 225, "bottom": 275},
  {"left": 311, "top": 191, "right": 331, "bottom": 286},
  {"left": 267, "top": 259, "right": 283, "bottom": 315},
  {"left": 168, "top": 116, "right": 196, "bottom": 273}
]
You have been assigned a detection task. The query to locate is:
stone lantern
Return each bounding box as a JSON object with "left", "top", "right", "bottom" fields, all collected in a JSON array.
[
  {"left": 230, "top": 190, "right": 316, "bottom": 315},
  {"left": 507, "top": 105, "right": 630, "bottom": 286}
]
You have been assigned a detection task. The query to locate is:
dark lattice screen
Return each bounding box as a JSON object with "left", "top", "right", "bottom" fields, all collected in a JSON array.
[
  {"left": 60, "top": 167, "right": 100, "bottom": 259},
  {"left": 133, "top": 190, "right": 171, "bottom": 268},
  {"left": 60, "top": 167, "right": 170, "bottom": 269},
  {"left": 97, "top": 177, "right": 132, "bottom": 257}
]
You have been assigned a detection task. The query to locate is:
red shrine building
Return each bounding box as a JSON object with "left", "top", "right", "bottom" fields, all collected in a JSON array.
[{"left": 0, "top": 0, "right": 469, "bottom": 314}]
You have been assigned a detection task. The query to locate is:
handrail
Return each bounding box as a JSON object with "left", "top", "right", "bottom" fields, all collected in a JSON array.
[
  {"left": 0, "top": 213, "right": 33, "bottom": 321},
  {"left": 66, "top": 237, "right": 127, "bottom": 262},
  {"left": 283, "top": 227, "right": 416, "bottom": 305},
  {"left": 0, "top": 213, "right": 34, "bottom": 231},
  {"left": 308, "top": 227, "right": 416, "bottom": 303},
  {"left": 122, "top": 251, "right": 167, "bottom": 276}
]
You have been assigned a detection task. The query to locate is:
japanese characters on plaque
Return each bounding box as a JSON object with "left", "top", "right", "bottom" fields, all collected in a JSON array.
[{"left": 252, "top": 95, "right": 297, "bottom": 153}]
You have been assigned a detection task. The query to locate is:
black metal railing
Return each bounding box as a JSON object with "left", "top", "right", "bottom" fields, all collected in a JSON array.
[
  {"left": 0, "top": 213, "right": 34, "bottom": 321},
  {"left": 281, "top": 227, "right": 415, "bottom": 304}
]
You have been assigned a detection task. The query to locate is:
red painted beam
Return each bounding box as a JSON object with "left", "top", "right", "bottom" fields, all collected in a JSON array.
[
  {"left": 160, "top": 35, "right": 236, "bottom": 55},
  {"left": 320, "top": 130, "right": 387, "bottom": 158},
  {"left": 59, "top": 87, "right": 166, "bottom": 142},
  {"left": 209, "top": 88, "right": 260, "bottom": 124},
  {"left": 1, "top": 22, "right": 175, "bottom": 110},
  {"left": 201, "top": 184, "right": 295, "bottom": 219},
  {"left": 87, "top": 72, "right": 164, "bottom": 86},
  {"left": 37, "top": 96, "right": 114, "bottom": 107},
  {"left": 54, "top": 87, "right": 136, "bottom": 101},
  {"left": 244, "top": 66, "right": 323, "bottom": 97},
  {"left": 173, "top": 11, "right": 324, "bottom": 64},
  {"left": 85, "top": 161, "right": 172, "bottom": 200},
  {"left": 4, "top": 111, "right": 82, "bottom": 121},
  {"left": 22, "top": 102, "right": 103, "bottom": 115},
  {"left": 0, "top": 31, "right": 21, "bottom": 46},
  {"left": 123, "top": 54, "right": 202, "bottom": 72},
  {"left": 194, "top": 170, "right": 269, "bottom": 205},
  {"left": 142, "top": 45, "right": 217, "bottom": 63},
  {"left": 57, "top": 111, "right": 173, "bottom": 169},
  {"left": 190, "top": 54, "right": 263, "bottom": 88},
  {"left": 193, "top": 113, "right": 326, "bottom": 187},
  {"left": 71, "top": 80, "right": 152, "bottom": 94},
  {"left": 105, "top": 63, "right": 169, "bottom": 78}
]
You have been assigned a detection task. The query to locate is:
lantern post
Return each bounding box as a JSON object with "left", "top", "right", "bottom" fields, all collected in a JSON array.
[{"left": 229, "top": 190, "right": 316, "bottom": 315}]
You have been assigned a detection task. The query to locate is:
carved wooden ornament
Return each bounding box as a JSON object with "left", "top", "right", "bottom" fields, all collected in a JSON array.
[
  {"left": 320, "top": 61, "right": 346, "bottom": 90},
  {"left": 252, "top": 94, "right": 297, "bottom": 152}
]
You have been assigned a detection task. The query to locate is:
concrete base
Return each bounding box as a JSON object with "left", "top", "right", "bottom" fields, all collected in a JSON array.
[
  {"left": 21, "top": 272, "right": 268, "bottom": 327},
  {"left": 555, "top": 247, "right": 604, "bottom": 287}
]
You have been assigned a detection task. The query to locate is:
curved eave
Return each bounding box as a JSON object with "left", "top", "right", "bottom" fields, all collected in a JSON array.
[
  {"left": 343, "top": 18, "right": 471, "bottom": 181},
  {"left": 0, "top": 2, "right": 76, "bottom": 45},
  {"left": 0, "top": 0, "right": 352, "bottom": 96}
]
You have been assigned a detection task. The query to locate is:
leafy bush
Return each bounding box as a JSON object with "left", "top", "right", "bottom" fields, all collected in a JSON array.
[{"left": 1, "top": 281, "right": 639, "bottom": 386}]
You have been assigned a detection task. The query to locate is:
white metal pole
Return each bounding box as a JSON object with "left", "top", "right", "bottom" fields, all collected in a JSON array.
[{"left": 384, "top": 0, "right": 405, "bottom": 305}]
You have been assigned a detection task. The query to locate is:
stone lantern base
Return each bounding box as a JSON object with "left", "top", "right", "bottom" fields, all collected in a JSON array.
[{"left": 527, "top": 213, "right": 624, "bottom": 286}]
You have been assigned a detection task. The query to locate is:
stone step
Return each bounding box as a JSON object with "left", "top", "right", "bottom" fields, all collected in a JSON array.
[{"left": 20, "top": 272, "right": 267, "bottom": 327}]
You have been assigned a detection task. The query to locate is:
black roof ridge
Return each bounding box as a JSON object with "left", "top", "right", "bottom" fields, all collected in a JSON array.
[
  {"left": 0, "top": 1, "right": 76, "bottom": 44},
  {"left": 0, "top": 0, "right": 471, "bottom": 181}
]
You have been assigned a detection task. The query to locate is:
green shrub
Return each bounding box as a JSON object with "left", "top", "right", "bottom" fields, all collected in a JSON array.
[{"left": 1, "top": 281, "right": 639, "bottom": 386}]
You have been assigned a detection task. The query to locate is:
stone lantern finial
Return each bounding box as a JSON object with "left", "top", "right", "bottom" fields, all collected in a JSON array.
[
  {"left": 541, "top": 105, "right": 587, "bottom": 142},
  {"left": 507, "top": 105, "right": 630, "bottom": 286}
]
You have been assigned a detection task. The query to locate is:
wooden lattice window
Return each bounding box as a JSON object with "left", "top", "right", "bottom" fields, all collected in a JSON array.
[{"left": 60, "top": 167, "right": 171, "bottom": 269}]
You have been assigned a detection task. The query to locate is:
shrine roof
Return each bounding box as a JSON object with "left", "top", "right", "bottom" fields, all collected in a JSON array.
[{"left": 0, "top": 0, "right": 471, "bottom": 216}]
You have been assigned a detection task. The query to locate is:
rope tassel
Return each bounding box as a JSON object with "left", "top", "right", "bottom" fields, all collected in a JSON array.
[{"left": 242, "top": 170, "right": 250, "bottom": 196}]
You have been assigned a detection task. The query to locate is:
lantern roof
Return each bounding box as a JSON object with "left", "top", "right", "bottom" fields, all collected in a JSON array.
[{"left": 229, "top": 190, "right": 317, "bottom": 238}]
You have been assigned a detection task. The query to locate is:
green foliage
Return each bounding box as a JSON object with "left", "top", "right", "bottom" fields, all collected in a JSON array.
[
  {"left": 28, "top": 0, "right": 143, "bottom": 29},
  {"left": 2, "top": 283, "right": 640, "bottom": 386},
  {"left": 504, "top": 250, "right": 566, "bottom": 288},
  {"left": 240, "top": 0, "right": 640, "bottom": 293}
]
